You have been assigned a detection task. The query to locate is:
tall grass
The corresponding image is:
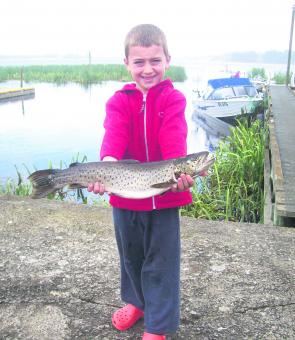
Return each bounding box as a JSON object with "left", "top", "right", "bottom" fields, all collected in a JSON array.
[
  {"left": 248, "top": 67, "right": 267, "bottom": 80},
  {"left": 0, "top": 165, "right": 32, "bottom": 197},
  {"left": 0, "top": 64, "right": 187, "bottom": 84},
  {"left": 181, "top": 119, "right": 266, "bottom": 223},
  {"left": 272, "top": 72, "right": 289, "bottom": 85},
  {"left": 0, "top": 153, "right": 90, "bottom": 203}
]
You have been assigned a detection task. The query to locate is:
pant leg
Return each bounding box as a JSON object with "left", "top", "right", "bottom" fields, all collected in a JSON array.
[
  {"left": 113, "top": 207, "right": 181, "bottom": 334},
  {"left": 142, "top": 208, "right": 181, "bottom": 334},
  {"left": 112, "top": 207, "right": 145, "bottom": 310}
]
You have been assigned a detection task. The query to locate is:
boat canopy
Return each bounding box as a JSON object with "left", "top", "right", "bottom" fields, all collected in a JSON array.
[{"left": 208, "top": 78, "right": 252, "bottom": 89}]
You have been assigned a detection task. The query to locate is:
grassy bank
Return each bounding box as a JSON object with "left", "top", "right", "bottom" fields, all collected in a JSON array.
[
  {"left": 0, "top": 64, "right": 187, "bottom": 84},
  {"left": 181, "top": 119, "right": 266, "bottom": 223}
]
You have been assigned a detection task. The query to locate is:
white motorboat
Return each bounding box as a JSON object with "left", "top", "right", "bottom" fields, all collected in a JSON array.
[{"left": 192, "top": 77, "right": 263, "bottom": 124}]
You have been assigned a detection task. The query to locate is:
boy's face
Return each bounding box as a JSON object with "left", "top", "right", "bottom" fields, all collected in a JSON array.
[{"left": 124, "top": 45, "right": 170, "bottom": 94}]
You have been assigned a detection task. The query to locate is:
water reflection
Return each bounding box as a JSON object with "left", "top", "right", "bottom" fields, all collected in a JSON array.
[
  {"left": 0, "top": 93, "right": 35, "bottom": 108},
  {"left": 0, "top": 81, "right": 118, "bottom": 182},
  {"left": 191, "top": 109, "right": 232, "bottom": 151}
]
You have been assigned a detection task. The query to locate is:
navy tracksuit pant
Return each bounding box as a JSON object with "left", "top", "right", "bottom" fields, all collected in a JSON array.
[{"left": 112, "top": 207, "right": 181, "bottom": 334}]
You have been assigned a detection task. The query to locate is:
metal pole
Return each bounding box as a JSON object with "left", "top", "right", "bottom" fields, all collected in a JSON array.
[
  {"left": 286, "top": 5, "right": 295, "bottom": 86},
  {"left": 88, "top": 51, "right": 91, "bottom": 65}
]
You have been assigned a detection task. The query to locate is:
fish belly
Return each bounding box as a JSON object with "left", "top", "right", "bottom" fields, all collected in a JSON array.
[{"left": 106, "top": 186, "right": 169, "bottom": 199}]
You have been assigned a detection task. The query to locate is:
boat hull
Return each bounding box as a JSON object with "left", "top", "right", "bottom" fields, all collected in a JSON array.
[{"left": 193, "top": 97, "right": 263, "bottom": 120}]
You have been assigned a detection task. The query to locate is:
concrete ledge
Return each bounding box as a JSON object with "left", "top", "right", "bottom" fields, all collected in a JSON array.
[{"left": 0, "top": 195, "right": 295, "bottom": 339}]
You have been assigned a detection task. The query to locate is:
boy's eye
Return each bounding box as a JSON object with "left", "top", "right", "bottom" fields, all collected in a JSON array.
[
  {"left": 151, "top": 59, "right": 161, "bottom": 65},
  {"left": 134, "top": 60, "right": 144, "bottom": 66}
]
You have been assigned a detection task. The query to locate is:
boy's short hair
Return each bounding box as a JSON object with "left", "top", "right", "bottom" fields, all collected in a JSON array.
[{"left": 124, "top": 24, "right": 169, "bottom": 59}]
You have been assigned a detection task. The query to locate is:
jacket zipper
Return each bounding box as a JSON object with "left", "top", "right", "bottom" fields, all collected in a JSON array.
[{"left": 143, "top": 94, "right": 156, "bottom": 209}]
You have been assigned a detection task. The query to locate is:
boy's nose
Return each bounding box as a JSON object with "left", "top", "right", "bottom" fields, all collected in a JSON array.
[{"left": 143, "top": 62, "right": 153, "bottom": 74}]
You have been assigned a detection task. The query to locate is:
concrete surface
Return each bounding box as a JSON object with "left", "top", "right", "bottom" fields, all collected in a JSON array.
[{"left": 0, "top": 195, "right": 295, "bottom": 339}]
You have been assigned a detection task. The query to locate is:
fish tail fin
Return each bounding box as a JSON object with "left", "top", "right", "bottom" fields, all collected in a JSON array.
[{"left": 28, "top": 169, "right": 62, "bottom": 199}]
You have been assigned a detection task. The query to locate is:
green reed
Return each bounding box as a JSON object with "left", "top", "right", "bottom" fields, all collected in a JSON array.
[
  {"left": 248, "top": 67, "right": 267, "bottom": 80},
  {"left": 272, "top": 72, "right": 289, "bottom": 85},
  {"left": 0, "top": 153, "right": 108, "bottom": 206},
  {"left": 181, "top": 119, "right": 266, "bottom": 223},
  {"left": 0, "top": 165, "right": 32, "bottom": 197},
  {"left": 0, "top": 64, "right": 187, "bottom": 84}
]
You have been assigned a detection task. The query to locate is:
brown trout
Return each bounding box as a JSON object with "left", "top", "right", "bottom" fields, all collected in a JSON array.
[{"left": 28, "top": 151, "right": 215, "bottom": 199}]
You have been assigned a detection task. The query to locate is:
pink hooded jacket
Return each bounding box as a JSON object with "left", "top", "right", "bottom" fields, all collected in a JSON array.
[{"left": 100, "top": 79, "right": 193, "bottom": 211}]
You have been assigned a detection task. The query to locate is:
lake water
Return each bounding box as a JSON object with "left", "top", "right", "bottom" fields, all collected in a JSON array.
[{"left": 0, "top": 60, "right": 287, "bottom": 184}]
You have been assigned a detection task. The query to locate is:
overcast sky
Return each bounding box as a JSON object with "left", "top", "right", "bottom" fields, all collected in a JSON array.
[{"left": 1, "top": 0, "right": 295, "bottom": 60}]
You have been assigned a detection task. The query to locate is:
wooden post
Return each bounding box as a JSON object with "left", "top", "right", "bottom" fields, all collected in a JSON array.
[{"left": 20, "top": 66, "right": 24, "bottom": 88}]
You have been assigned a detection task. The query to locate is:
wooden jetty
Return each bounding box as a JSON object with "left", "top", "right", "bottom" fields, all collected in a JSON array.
[
  {"left": 0, "top": 87, "right": 35, "bottom": 101},
  {"left": 265, "top": 85, "right": 295, "bottom": 226}
]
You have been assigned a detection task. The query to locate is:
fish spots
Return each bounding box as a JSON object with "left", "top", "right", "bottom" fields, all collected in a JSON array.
[{"left": 28, "top": 152, "right": 214, "bottom": 199}]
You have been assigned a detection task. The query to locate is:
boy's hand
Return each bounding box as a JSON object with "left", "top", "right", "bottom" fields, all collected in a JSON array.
[
  {"left": 171, "top": 171, "right": 208, "bottom": 192},
  {"left": 87, "top": 182, "right": 107, "bottom": 195},
  {"left": 171, "top": 174, "right": 194, "bottom": 192},
  {"left": 87, "top": 156, "right": 117, "bottom": 195},
  {"left": 199, "top": 170, "right": 208, "bottom": 177}
]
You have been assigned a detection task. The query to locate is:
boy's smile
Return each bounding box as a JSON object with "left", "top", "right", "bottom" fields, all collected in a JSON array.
[{"left": 124, "top": 45, "right": 170, "bottom": 94}]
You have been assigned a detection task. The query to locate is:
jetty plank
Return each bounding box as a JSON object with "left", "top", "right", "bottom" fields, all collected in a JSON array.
[
  {"left": 0, "top": 87, "right": 35, "bottom": 101},
  {"left": 268, "top": 85, "right": 295, "bottom": 224}
]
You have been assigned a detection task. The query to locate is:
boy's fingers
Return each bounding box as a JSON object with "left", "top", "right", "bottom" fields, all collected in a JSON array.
[
  {"left": 180, "top": 174, "right": 194, "bottom": 189},
  {"left": 88, "top": 182, "right": 112, "bottom": 196},
  {"left": 179, "top": 175, "right": 187, "bottom": 190},
  {"left": 186, "top": 175, "right": 194, "bottom": 186},
  {"left": 199, "top": 170, "right": 208, "bottom": 177},
  {"left": 170, "top": 174, "right": 195, "bottom": 192},
  {"left": 99, "top": 184, "right": 106, "bottom": 195},
  {"left": 87, "top": 183, "right": 94, "bottom": 192},
  {"left": 93, "top": 182, "right": 103, "bottom": 195}
]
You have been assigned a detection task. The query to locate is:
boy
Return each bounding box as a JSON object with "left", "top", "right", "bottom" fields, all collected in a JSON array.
[{"left": 88, "top": 24, "right": 196, "bottom": 340}]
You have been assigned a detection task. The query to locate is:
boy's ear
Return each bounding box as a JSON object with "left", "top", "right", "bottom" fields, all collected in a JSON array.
[
  {"left": 165, "top": 55, "right": 171, "bottom": 70},
  {"left": 124, "top": 57, "right": 130, "bottom": 71}
]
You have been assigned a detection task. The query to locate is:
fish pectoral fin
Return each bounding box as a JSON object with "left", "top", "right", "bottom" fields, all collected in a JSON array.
[
  {"left": 67, "top": 183, "right": 85, "bottom": 190},
  {"left": 150, "top": 178, "right": 177, "bottom": 188}
]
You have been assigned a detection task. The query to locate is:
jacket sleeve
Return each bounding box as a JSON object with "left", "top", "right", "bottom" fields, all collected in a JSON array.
[
  {"left": 158, "top": 90, "right": 188, "bottom": 160},
  {"left": 100, "top": 93, "right": 129, "bottom": 160}
]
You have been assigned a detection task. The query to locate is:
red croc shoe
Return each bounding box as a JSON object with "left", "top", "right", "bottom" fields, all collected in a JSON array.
[
  {"left": 142, "top": 332, "right": 166, "bottom": 340},
  {"left": 112, "top": 304, "right": 144, "bottom": 331}
]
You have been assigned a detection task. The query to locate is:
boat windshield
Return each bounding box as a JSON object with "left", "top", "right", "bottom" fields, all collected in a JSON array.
[
  {"left": 245, "top": 86, "right": 257, "bottom": 97},
  {"left": 207, "top": 87, "right": 235, "bottom": 100},
  {"left": 233, "top": 86, "right": 247, "bottom": 97},
  {"left": 206, "top": 85, "right": 258, "bottom": 100}
]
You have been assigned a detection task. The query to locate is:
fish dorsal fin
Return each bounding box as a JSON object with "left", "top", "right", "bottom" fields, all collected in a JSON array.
[
  {"left": 116, "top": 159, "right": 140, "bottom": 164},
  {"left": 69, "top": 162, "right": 80, "bottom": 167},
  {"left": 70, "top": 160, "right": 140, "bottom": 168},
  {"left": 150, "top": 178, "right": 177, "bottom": 188}
]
